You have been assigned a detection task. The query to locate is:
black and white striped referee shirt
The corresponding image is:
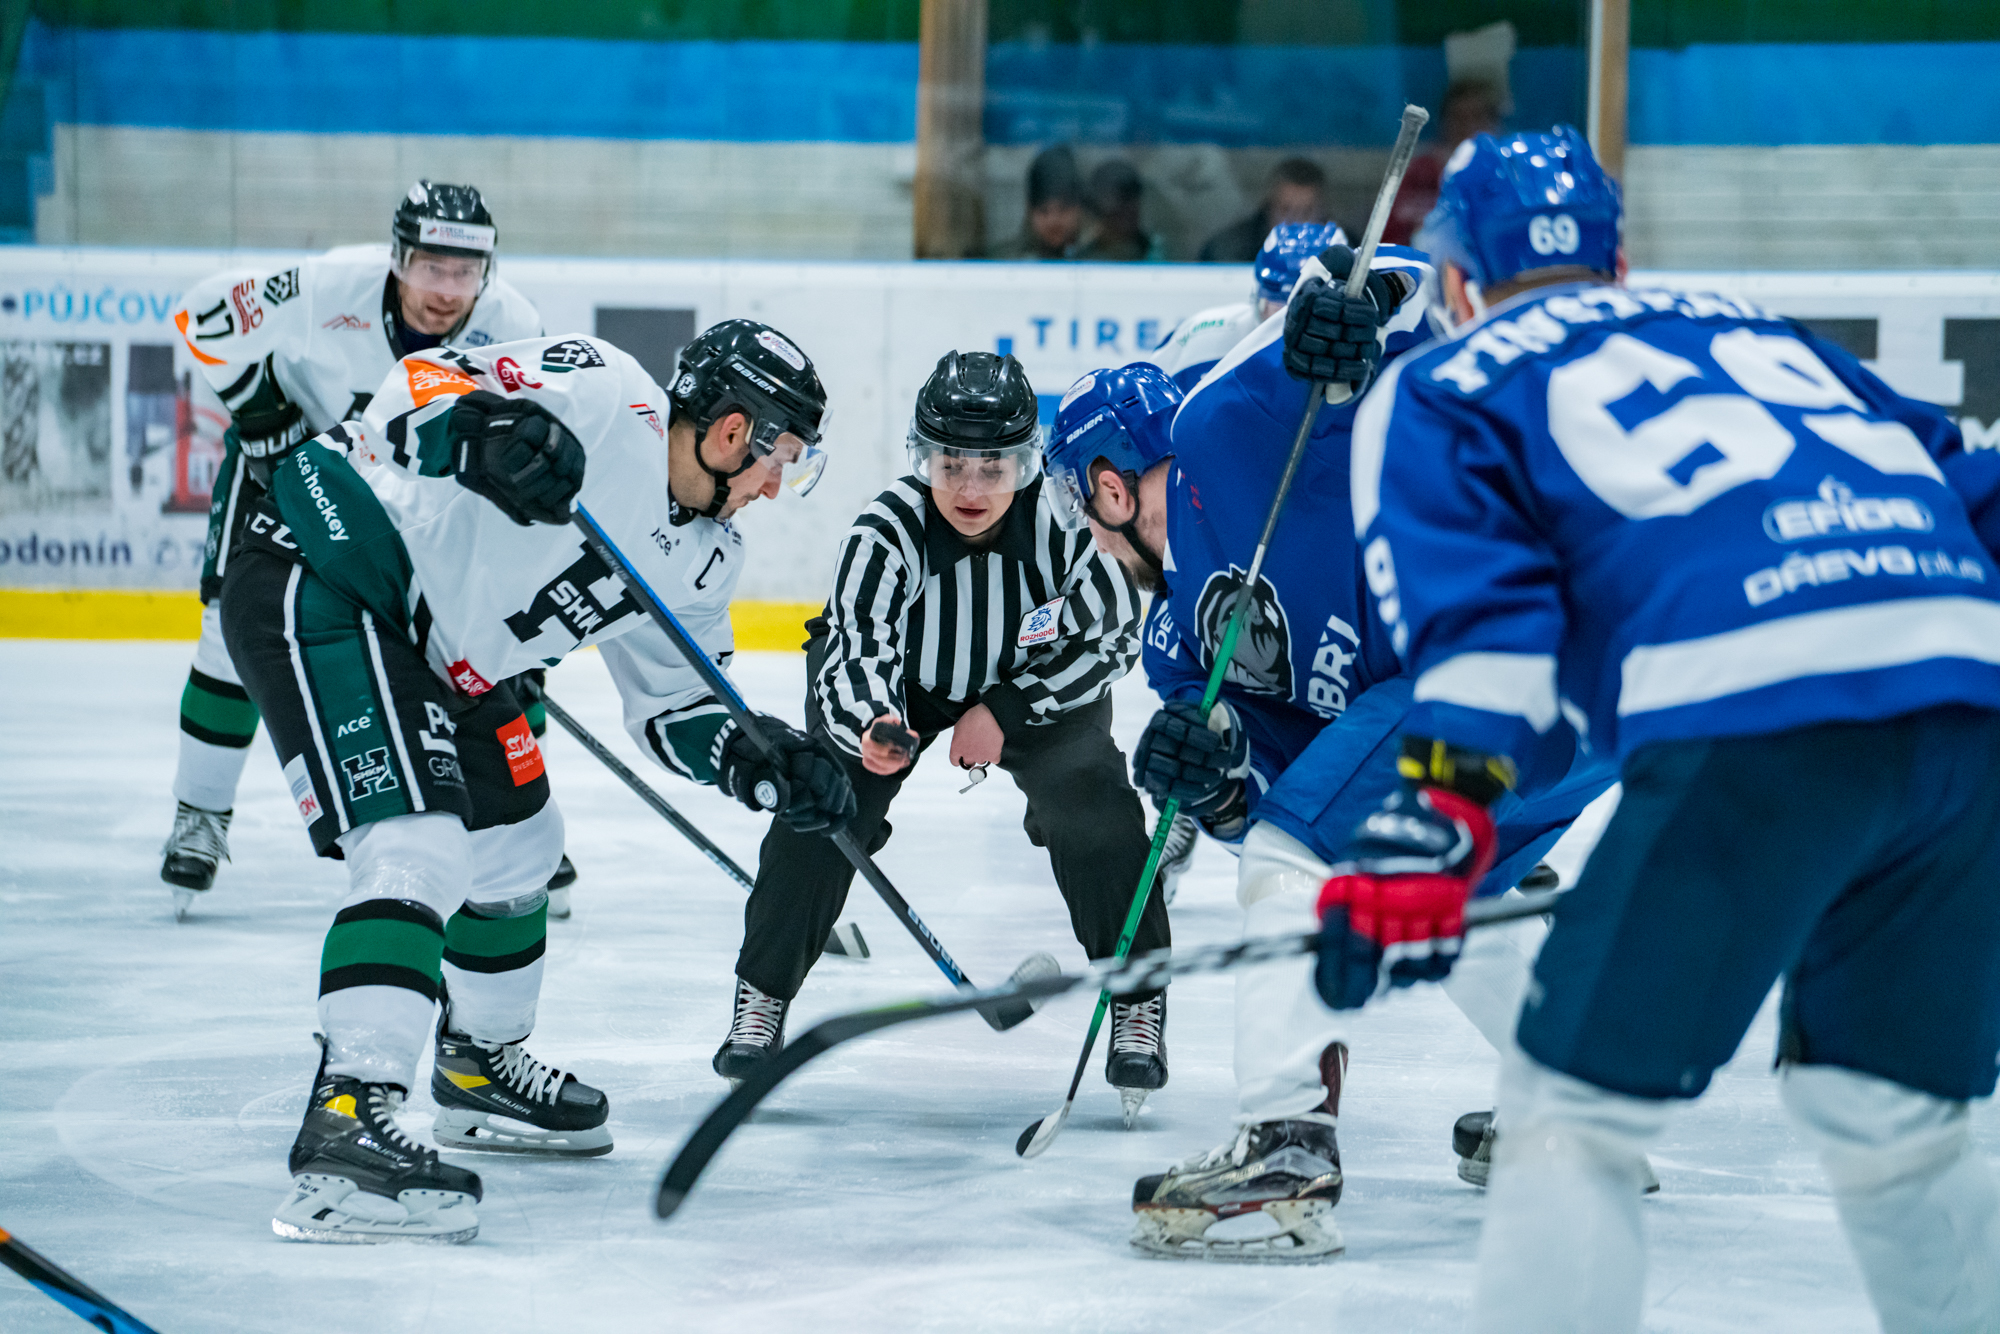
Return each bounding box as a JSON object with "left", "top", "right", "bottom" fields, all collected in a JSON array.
[{"left": 815, "top": 476, "right": 1142, "bottom": 756}]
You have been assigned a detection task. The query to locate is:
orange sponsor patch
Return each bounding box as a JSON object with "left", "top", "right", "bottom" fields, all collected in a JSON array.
[
  {"left": 406, "top": 360, "right": 479, "bottom": 407},
  {"left": 174, "top": 309, "right": 226, "bottom": 366},
  {"left": 496, "top": 714, "right": 546, "bottom": 786}
]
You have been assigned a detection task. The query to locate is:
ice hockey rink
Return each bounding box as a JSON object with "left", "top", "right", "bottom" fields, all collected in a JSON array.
[{"left": 7, "top": 639, "right": 1994, "bottom": 1332}]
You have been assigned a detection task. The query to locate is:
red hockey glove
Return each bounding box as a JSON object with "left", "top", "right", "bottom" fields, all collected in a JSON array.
[{"left": 1314, "top": 739, "right": 1511, "bottom": 1010}]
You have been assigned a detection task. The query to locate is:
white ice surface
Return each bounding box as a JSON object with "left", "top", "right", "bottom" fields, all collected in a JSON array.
[{"left": 2, "top": 641, "right": 1993, "bottom": 1333}]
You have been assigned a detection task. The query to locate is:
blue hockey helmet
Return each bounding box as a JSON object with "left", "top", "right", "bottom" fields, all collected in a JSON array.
[
  {"left": 1043, "top": 362, "right": 1183, "bottom": 533},
  {"left": 1421, "top": 126, "right": 1621, "bottom": 289},
  {"left": 1254, "top": 222, "right": 1349, "bottom": 308}
]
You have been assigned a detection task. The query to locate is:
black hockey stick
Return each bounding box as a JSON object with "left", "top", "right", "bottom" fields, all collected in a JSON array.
[
  {"left": 1016, "top": 100, "right": 1435, "bottom": 1162},
  {"left": 654, "top": 887, "right": 1559, "bottom": 1219},
  {"left": 520, "top": 677, "right": 868, "bottom": 960},
  {"left": 0, "top": 1226, "right": 164, "bottom": 1334},
  {"left": 571, "top": 505, "right": 1051, "bottom": 1030}
]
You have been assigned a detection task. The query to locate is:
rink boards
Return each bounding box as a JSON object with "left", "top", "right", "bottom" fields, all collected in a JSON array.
[{"left": 0, "top": 249, "right": 1995, "bottom": 612}]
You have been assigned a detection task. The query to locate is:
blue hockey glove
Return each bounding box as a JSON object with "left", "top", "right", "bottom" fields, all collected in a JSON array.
[
  {"left": 1133, "top": 699, "right": 1251, "bottom": 823},
  {"left": 1314, "top": 738, "right": 1513, "bottom": 1010},
  {"left": 448, "top": 389, "right": 586, "bottom": 527},
  {"left": 1282, "top": 245, "right": 1408, "bottom": 391}
]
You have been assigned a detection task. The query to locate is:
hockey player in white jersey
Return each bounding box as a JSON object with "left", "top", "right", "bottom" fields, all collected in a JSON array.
[
  {"left": 161, "top": 181, "right": 544, "bottom": 917},
  {"left": 1150, "top": 222, "right": 1346, "bottom": 393},
  {"left": 218, "top": 319, "right": 855, "bottom": 1243}
]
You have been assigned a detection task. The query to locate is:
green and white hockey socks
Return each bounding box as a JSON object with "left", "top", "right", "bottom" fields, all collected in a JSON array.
[
  {"left": 174, "top": 607, "right": 260, "bottom": 812},
  {"left": 442, "top": 893, "right": 548, "bottom": 1044}
]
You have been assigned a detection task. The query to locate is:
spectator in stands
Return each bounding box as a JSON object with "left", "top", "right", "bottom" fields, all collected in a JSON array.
[
  {"left": 1384, "top": 79, "right": 1504, "bottom": 245},
  {"left": 992, "top": 145, "right": 1085, "bottom": 261},
  {"left": 1080, "top": 159, "right": 1165, "bottom": 263},
  {"left": 1198, "top": 157, "right": 1327, "bottom": 263}
]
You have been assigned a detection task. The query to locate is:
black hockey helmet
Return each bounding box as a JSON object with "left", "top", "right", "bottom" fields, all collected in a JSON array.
[
  {"left": 907, "top": 350, "right": 1042, "bottom": 493},
  {"left": 392, "top": 181, "right": 496, "bottom": 297},
  {"left": 668, "top": 318, "right": 831, "bottom": 515}
]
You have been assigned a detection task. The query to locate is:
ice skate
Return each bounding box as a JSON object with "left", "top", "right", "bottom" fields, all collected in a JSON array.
[
  {"left": 1132, "top": 1116, "right": 1344, "bottom": 1262},
  {"left": 546, "top": 854, "right": 578, "bottom": 920},
  {"left": 161, "top": 801, "right": 231, "bottom": 918},
  {"left": 431, "top": 1016, "right": 612, "bottom": 1156},
  {"left": 1106, "top": 994, "right": 1168, "bottom": 1127},
  {"left": 712, "top": 978, "right": 789, "bottom": 1090},
  {"left": 1158, "top": 812, "right": 1199, "bottom": 906},
  {"left": 274, "top": 1071, "right": 482, "bottom": 1244},
  {"left": 1453, "top": 1109, "right": 1660, "bottom": 1193}
]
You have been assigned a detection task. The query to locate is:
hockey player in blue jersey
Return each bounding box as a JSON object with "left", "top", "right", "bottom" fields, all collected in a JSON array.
[
  {"left": 1045, "top": 243, "right": 1613, "bottom": 1261},
  {"left": 1321, "top": 126, "right": 2000, "bottom": 1330},
  {"left": 1150, "top": 221, "right": 1348, "bottom": 393}
]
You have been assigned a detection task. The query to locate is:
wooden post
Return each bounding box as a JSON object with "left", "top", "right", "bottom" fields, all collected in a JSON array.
[
  {"left": 914, "top": 0, "right": 986, "bottom": 259},
  {"left": 1588, "top": 0, "right": 1629, "bottom": 179}
]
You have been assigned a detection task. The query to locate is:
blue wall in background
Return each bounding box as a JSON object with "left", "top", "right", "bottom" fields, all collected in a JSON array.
[{"left": 10, "top": 21, "right": 1996, "bottom": 150}]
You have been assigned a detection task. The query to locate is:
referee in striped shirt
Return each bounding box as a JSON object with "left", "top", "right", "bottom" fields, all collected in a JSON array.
[{"left": 716, "top": 351, "right": 1173, "bottom": 1106}]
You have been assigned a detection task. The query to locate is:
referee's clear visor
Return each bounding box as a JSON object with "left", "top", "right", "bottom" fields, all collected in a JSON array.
[{"left": 907, "top": 427, "right": 1043, "bottom": 498}]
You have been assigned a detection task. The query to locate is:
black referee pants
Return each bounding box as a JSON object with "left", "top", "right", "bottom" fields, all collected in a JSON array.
[{"left": 736, "top": 681, "right": 1170, "bottom": 1004}]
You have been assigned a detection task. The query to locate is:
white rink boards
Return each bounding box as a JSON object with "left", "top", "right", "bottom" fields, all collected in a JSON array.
[{"left": 4, "top": 640, "right": 1996, "bottom": 1332}]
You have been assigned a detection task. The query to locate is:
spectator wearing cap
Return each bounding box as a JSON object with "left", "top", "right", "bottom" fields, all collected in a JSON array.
[
  {"left": 1198, "top": 157, "right": 1326, "bottom": 263},
  {"left": 992, "top": 145, "right": 1085, "bottom": 261},
  {"left": 1079, "top": 159, "right": 1166, "bottom": 263},
  {"left": 1384, "top": 79, "right": 1504, "bottom": 245}
]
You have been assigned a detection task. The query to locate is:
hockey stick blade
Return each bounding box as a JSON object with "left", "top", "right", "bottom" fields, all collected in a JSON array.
[
  {"left": 822, "top": 921, "right": 871, "bottom": 960},
  {"left": 657, "top": 889, "right": 1556, "bottom": 1219},
  {"left": 981, "top": 951, "right": 1062, "bottom": 1031},
  {"left": 0, "top": 1226, "right": 164, "bottom": 1334}
]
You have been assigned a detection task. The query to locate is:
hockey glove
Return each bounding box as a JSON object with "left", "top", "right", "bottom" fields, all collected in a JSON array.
[
  {"left": 1282, "top": 245, "right": 1410, "bottom": 393},
  {"left": 1314, "top": 737, "right": 1514, "bottom": 1011},
  {"left": 712, "top": 715, "right": 859, "bottom": 836},
  {"left": 232, "top": 357, "right": 313, "bottom": 461},
  {"left": 447, "top": 389, "right": 587, "bottom": 527},
  {"left": 1133, "top": 698, "right": 1251, "bottom": 828}
]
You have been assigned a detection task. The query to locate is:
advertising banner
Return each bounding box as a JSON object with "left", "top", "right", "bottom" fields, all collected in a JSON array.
[{"left": 0, "top": 247, "right": 1995, "bottom": 602}]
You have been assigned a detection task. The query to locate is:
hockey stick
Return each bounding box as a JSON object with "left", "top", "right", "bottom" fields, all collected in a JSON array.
[
  {"left": 1015, "top": 101, "right": 1435, "bottom": 1161},
  {"left": 520, "top": 677, "right": 868, "bottom": 960},
  {"left": 655, "top": 886, "right": 1557, "bottom": 1219},
  {"left": 571, "top": 506, "right": 1050, "bottom": 1030},
  {"left": 0, "top": 1226, "right": 164, "bottom": 1334}
]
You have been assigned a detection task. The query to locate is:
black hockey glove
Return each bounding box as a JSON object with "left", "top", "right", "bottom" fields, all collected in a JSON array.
[
  {"left": 1282, "top": 245, "right": 1409, "bottom": 391},
  {"left": 447, "top": 389, "right": 586, "bottom": 527},
  {"left": 1133, "top": 699, "right": 1251, "bottom": 824},
  {"left": 711, "top": 714, "right": 859, "bottom": 836}
]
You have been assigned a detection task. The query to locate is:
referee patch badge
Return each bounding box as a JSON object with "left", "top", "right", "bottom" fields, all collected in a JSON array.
[
  {"left": 496, "top": 714, "right": 547, "bottom": 786},
  {"left": 1017, "top": 596, "right": 1066, "bottom": 648}
]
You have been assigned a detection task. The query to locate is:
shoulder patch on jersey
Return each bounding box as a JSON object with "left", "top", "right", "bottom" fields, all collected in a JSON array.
[
  {"left": 263, "top": 268, "right": 301, "bottom": 306},
  {"left": 541, "top": 338, "right": 607, "bottom": 373},
  {"left": 407, "top": 360, "right": 478, "bottom": 406}
]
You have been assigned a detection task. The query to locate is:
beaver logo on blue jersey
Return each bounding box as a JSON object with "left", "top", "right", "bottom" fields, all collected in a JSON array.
[{"left": 1195, "top": 565, "right": 1293, "bottom": 699}]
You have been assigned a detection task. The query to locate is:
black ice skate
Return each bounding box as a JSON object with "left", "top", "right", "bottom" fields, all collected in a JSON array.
[
  {"left": 1158, "top": 812, "right": 1199, "bottom": 907},
  {"left": 431, "top": 1017, "right": 612, "bottom": 1156},
  {"left": 161, "top": 801, "right": 231, "bottom": 918},
  {"left": 1106, "top": 994, "right": 1168, "bottom": 1128},
  {"left": 1452, "top": 1108, "right": 1660, "bottom": 1193},
  {"left": 1131, "top": 1117, "right": 1344, "bottom": 1262},
  {"left": 274, "top": 1071, "right": 482, "bottom": 1244},
  {"left": 713, "top": 978, "right": 789, "bottom": 1089},
  {"left": 546, "top": 854, "right": 578, "bottom": 920}
]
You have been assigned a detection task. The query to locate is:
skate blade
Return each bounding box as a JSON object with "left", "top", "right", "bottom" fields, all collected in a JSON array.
[
  {"left": 1131, "top": 1201, "right": 1343, "bottom": 1264},
  {"left": 1641, "top": 1158, "right": 1661, "bottom": 1194},
  {"left": 1120, "top": 1088, "right": 1150, "bottom": 1129},
  {"left": 546, "top": 886, "right": 572, "bottom": 920},
  {"left": 172, "top": 887, "right": 199, "bottom": 921},
  {"left": 431, "top": 1109, "right": 612, "bottom": 1157},
  {"left": 272, "top": 1175, "right": 478, "bottom": 1244}
]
